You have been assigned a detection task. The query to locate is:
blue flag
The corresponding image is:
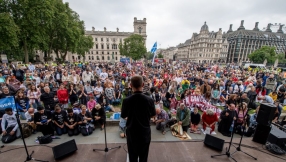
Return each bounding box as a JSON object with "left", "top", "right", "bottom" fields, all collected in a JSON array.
[
  {"left": 0, "top": 97, "right": 16, "bottom": 111},
  {"left": 151, "top": 42, "right": 157, "bottom": 54}
]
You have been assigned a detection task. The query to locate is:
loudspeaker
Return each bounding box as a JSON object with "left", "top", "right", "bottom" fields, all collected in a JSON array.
[
  {"left": 52, "top": 139, "right": 77, "bottom": 160},
  {"left": 268, "top": 126, "right": 286, "bottom": 151},
  {"left": 256, "top": 103, "right": 276, "bottom": 126},
  {"left": 204, "top": 134, "right": 225, "bottom": 151},
  {"left": 253, "top": 124, "right": 271, "bottom": 144}
]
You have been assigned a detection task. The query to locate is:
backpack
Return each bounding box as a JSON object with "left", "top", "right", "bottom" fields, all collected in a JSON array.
[
  {"left": 21, "top": 123, "right": 32, "bottom": 138},
  {"left": 16, "top": 70, "right": 21, "bottom": 77}
]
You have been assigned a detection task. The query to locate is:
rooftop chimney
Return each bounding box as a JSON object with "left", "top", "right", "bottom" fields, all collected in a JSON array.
[
  {"left": 104, "top": 27, "right": 106, "bottom": 32},
  {"left": 238, "top": 20, "right": 245, "bottom": 30},
  {"left": 116, "top": 27, "right": 119, "bottom": 32},
  {"left": 265, "top": 23, "right": 272, "bottom": 32},
  {"left": 92, "top": 27, "right": 95, "bottom": 32},
  {"left": 227, "top": 24, "right": 233, "bottom": 33},
  {"left": 253, "top": 22, "right": 259, "bottom": 31},
  {"left": 277, "top": 24, "right": 284, "bottom": 34}
]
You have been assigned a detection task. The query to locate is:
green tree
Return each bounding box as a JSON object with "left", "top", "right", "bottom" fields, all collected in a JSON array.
[
  {"left": 119, "top": 34, "right": 147, "bottom": 61},
  {"left": 145, "top": 51, "right": 154, "bottom": 60},
  {"left": 248, "top": 46, "right": 276, "bottom": 63},
  {"left": 0, "top": 0, "right": 54, "bottom": 63},
  {"left": 157, "top": 52, "right": 163, "bottom": 58},
  {"left": 0, "top": 13, "right": 19, "bottom": 52},
  {"left": 276, "top": 53, "right": 286, "bottom": 64}
]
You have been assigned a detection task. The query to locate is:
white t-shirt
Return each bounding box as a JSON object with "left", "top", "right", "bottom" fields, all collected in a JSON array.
[
  {"left": 100, "top": 72, "right": 108, "bottom": 81},
  {"left": 94, "top": 86, "right": 103, "bottom": 98}
]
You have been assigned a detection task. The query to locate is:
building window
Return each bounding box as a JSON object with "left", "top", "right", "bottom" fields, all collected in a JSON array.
[
  {"left": 102, "top": 51, "right": 104, "bottom": 54},
  {"left": 97, "top": 56, "right": 99, "bottom": 60},
  {"left": 95, "top": 38, "right": 97, "bottom": 41},
  {"left": 91, "top": 51, "right": 93, "bottom": 54},
  {"left": 92, "top": 56, "right": 94, "bottom": 60},
  {"left": 115, "top": 52, "right": 117, "bottom": 55},
  {"left": 102, "top": 56, "right": 104, "bottom": 60},
  {"left": 96, "top": 51, "right": 98, "bottom": 54},
  {"left": 107, "top": 44, "right": 109, "bottom": 49},
  {"left": 107, "top": 52, "right": 109, "bottom": 55},
  {"left": 78, "top": 56, "right": 81, "bottom": 59},
  {"left": 138, "top": 27, "right": 142, "bottom": 34},
  {"left": 101, "top": 38, "right": 103, "bottom": 41},
  {"left": 88, "top": 56, "right": 91, "bottom": 60},
  {"left": 116, "top": 57, "right": 117, "bottom": 60},
  {"left": 101, "top": 44, "right": 104, "bottom": 49},
  {"left": 96, "top": 44, "right": 98, "bottom": 49},
  {"left": 120, "top": 38, "right": 122, "bottom": 42},
  {"left": 106, "top": 38, "right": 109, "bottom": 42},
  {"left": 108, "top": 56, "right": 110, "bottom": 60}
]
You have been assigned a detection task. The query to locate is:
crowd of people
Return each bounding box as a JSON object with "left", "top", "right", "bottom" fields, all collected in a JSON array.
[{"left": 0, "top": 61, "right": 286, "bottom": 143}]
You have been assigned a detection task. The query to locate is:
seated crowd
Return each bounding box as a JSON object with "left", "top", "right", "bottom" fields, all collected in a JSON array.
[{"left": 1, "top": 62, "right": 286, "bottom": 144}]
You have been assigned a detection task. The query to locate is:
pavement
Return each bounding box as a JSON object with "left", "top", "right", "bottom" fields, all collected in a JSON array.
[{"left": 1, "top": 120, "right": 286, "bottom": 162}]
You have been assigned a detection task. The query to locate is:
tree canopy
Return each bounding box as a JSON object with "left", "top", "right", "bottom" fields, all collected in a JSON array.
[
  {"left": 0, "top": 0, "right": 93, "bottom": 63},
  {"left": 119, "top": 34, "right": 147, "bottom": 61},
  {"left": 248, "top": 46, "right": 282, "bottom": 64},
  {"left": 157, "top": 53, "right": 163, "bottom": 58}
]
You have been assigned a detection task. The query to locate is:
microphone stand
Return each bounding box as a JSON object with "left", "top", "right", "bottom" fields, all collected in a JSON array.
[
  {"left": 13, "top": 97, "right": 48, "bottom": 162},
  {"left": 93, "top": 119, "right": 121, "bottom": 162},
  {"left": 230, "top": 90, "right": 257, "bottom": 160},
  {"left": 211, "top": 109, "right": 236, "bottom": 161},
  {"left": 211, "top": 88, "right": 257, "bottom": 161}
]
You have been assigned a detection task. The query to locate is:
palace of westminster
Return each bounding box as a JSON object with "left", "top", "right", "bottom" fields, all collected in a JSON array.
[{"left": 43, "top": 17, "right": 286, "bottom": 64}]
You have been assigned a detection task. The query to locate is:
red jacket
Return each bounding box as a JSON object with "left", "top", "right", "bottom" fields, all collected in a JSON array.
[
  {"left": 202, "top": 111, "right": 218, "bottom": 132},
  {"left": 57, "top": 89, "right": 69, "bottom": 104}
]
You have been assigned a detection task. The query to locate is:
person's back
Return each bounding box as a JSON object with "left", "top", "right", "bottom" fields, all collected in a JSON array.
[
  {"left": 122, "top": 92, "right": 154, "bottom": 133},
  {"left": 121, "top": 75, "right": 156, "bottom": 162}
]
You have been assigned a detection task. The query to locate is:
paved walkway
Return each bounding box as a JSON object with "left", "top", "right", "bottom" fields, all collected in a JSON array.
[{"left": 2, "top": 123, "right": 243, "bottom": 146}]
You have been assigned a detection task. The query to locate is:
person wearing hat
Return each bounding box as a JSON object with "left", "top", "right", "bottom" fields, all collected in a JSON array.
[{"left": 91, "top": 104, "right": 105, "bottom": 131}]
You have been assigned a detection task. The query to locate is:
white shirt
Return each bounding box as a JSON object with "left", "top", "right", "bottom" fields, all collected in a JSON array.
[
  {"left": 100, "top": 72, "right": 108, "bottom": 81},
  {"left": 94, "top": 86, "right": 103, "bottom": 98},
  {"left": 25, "top": 109, "right": 37, "bottom": 122}
]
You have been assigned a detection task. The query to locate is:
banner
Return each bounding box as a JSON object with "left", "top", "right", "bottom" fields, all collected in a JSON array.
[
  {"left": 183, "top": 94, "right": 222, "bottom": 116},
  {"left": 0, "top": 97, "right": 16, "bottom": 111}
]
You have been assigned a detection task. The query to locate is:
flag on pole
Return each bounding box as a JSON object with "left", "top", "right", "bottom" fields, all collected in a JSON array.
[
  {"left": 151, "top": 42, "right": 157, "bottom": 65},
  {"left": 151, "top": 42, "right": 157, "bottom": 54}
]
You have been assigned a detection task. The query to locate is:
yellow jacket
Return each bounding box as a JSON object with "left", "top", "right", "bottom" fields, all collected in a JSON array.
[
  {"left": 181, "top": 79, "right": 190, "bottom": 85},
  {"left": 269, "top": 92, "right": 278, "bottom": 101}
]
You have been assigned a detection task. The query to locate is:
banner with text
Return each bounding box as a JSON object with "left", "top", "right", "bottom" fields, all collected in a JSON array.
[
  {"left": 0, "top": 97, "right": 16, "bottom": 111},
  {"left": 184, "top": 94, "right": 222, "bottom": 116}
]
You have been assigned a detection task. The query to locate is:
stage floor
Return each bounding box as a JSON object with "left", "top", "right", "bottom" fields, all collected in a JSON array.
[{"left": 0, "top": 138, "right": 285, "bottom": 162}]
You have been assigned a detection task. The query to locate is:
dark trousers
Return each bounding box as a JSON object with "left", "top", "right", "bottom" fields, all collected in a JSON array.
[
  {"left": 80, "top": 126, "right": 93, "bottom": 136},
  {"left": 182, "top": 125, "right": 189, "bottom": 132},
  {"left": 38, "top": 122, "right": 54, "bottom": 136},
  {"left": 55, "top": 125, "right": 67, "bottom": 136},
  {"left": 126, "top": 129, "right": 151, "bottom": 162},
  {"left": 67, "top": 126, "right": 79, "bottom": 136}
]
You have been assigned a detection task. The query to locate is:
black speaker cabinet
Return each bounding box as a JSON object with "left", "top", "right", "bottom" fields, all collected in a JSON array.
[
  {"left": 253, "top": 124, "right": 271, "bottom": 144},
  {"left": 268, "top": 126, "right": 286, "bottom": 150},
  {"left": 52, "top": 139, "right": 77, "bottom": 160},
  {"left": 256, "top": 103, "right": 276, "bottom": 126},
  {"left": 204, "top": 134, "right": 225, "bottom": 151}
]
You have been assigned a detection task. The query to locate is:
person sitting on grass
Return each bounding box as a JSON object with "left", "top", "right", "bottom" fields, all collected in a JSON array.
[
  {"left": 154, "top": 107, "right": 169, "bottom": 135},
  {"left": 119, "top": 117, "right": 127, "bottom": 138},
  {"left": 190, "top": 107, "right": 201, "bottom": 133},
  {"left": 91, "top": 104, "right": 105, "bottom": 131}
]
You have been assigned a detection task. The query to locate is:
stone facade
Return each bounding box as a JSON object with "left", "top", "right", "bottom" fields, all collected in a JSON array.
[
  {"left": 224, "top": 20, "right": 286, "bottom": 63},
  {"left": 45, "top": 17, "right": 147, "bottom": 62},
  {"left": 175, "top": 22, "right": 228, "bottom": 63}
]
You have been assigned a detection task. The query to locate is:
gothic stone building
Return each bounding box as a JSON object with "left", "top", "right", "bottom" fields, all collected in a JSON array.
[
  {"left": 224, "top": 20, "right": 286, "bottom": 63},
  {"left": 177, "top": 22, "right": 228, "bottom": 63},
  {"left": 46, "top": 17, "right": 147, "bottom": 62}
]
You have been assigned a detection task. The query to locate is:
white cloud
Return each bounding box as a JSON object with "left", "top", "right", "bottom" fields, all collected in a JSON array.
[{"left": 64, "top": 0, "right": 286, "bottom": 50}]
